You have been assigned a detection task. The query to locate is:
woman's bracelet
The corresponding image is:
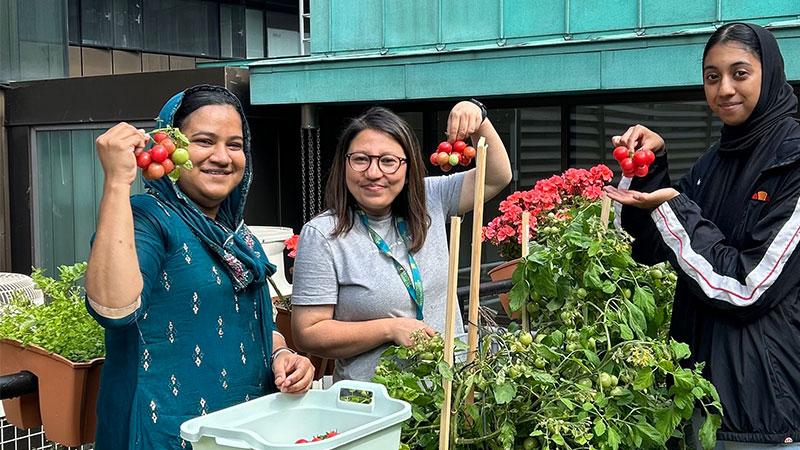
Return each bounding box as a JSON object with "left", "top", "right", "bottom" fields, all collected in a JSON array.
[
  {"left": 468, "top": 98, "right": 487, "bottom": 123},
  {"left": 271, "top": 346, "right": 297, "bottom": 364}
]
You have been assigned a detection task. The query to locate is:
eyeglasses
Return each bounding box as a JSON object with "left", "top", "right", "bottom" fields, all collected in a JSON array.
[{"left": 346, "top": 152, "right": 407, "bottom": 174}]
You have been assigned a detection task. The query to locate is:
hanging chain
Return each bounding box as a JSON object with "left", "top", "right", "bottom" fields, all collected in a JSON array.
[
  {"left": 300, "top": 128, "right": 308, "bottom": 223},
  {"left": 314, "top": 128, "right": 322, "bottom": 214}
]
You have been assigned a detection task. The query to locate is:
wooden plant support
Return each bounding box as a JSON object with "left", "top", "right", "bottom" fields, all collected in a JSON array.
[
  {"left": 600, "top": 193, "right": 612, "bottom": 232},
  {"left": 466, "top": 136, "right": 488, "bottom": 364},
  {"left": 439, "top": 216, "right": 462, "bottom": 450},
  {"left": 520, "top": 211, "right": 531, "bottom": 333}
]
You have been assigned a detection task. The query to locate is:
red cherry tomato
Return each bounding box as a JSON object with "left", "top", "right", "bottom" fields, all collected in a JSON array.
[
  {"left": 437, "top": 141, "right": 452, "bottom": 153},
  {"left": 453, "top": 140, "right": 467, "bottom": 153},
  {"left": 635, "top": 165, "right": 649, "bottom": 177},
  {"left": 643, "top": 149, "right": 656, "bottom": 165},
  {"left": 440, "top": 163, "right": 452, "bottom": 172},
  {"left": 619, "top": 157, "right": 635, "bottom": 173},
  {"left": 295, "top": 438, "right": 308, "bottom": 444},
  {"left": 458, "top": 153, "right": 471, "bottom": 166},
  {"left": 150, "top": 145, "right": 168, "bottom": 163},
  {"left": 623, "top": 170, "right": 635, "bottom": 178},
  {"left": 436, "top": 152, "right": 450, "bottom": 166},
  {"left": 429, "top": 152, "right": 440, "bottom": 165},
  {"left": 161, "top": 158, "right": 175, "bottom": 175},
  {"left": 136, "top": 152, "right": 152, "bottom": 169},
  {"left": 311, "top": 437, "right": 321, "bottom": 442},
  {"left": 613, "top": 146, "right": 630, "bottom": 162},
  {"left": 161, "top": 138, "right": 176, "bottom": 154},
  {"left": 325, "top": 431, "right": 338, "bottom": 438},
  {"left": 152, "top": 131, "right": 168, "bottom": 143},
  {"left": 632, "top": 150, "right": 650, "bottom": 167},
  {"left": 143, "top": 162, "right": 165, "bottom": 180},
  {"left": 463, "top": 146, "right": 476, "bottom": 159}
]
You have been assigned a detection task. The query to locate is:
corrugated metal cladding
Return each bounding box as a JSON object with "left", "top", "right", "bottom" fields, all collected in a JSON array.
[{"left": 249, "top": 0, "right": 800, "bottom": 104}]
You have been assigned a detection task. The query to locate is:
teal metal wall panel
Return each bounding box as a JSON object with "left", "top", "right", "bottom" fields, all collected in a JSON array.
[
  {"left": 405, "top": 52, "right": 602, "bottom": 98},
  {"left": 779, "top": 37, "right": 800, "bottom": 81},
  {"left": 329, "top": 0, "right": 383, "bottom": 52},
  {"left": 254, "top": 64, "right": 408, "bottom": 104},
  {"left": 440, "top": 0, "right": 500, "bottom": 43},
  {"left": 504, "top": 0, "right": 567, "bottom": 38},
  {"left": 569, "top": 0, "right": 638, "bottom": 34},
  {"left": 642, "top": 0, "right": 716, "bottom": 27},
  {"left": 600, "top": 44, "right": 706, "bottom": 89},
  {"left": 721, "top": 0, "right": 800, "bottom": 20},
  {"left": 35, "top": 128, "right": 146, "bottom": 275},
  {"left": 384, "top": 0, "right": 438, "bottom": 48},
  {"left": 310, "top": 0, "right": 331, "bottom": 53}
]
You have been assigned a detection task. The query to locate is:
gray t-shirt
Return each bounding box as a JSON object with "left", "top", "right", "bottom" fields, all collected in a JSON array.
[{"left": 291, "top": 172, "right": 466, "bottom": 381}]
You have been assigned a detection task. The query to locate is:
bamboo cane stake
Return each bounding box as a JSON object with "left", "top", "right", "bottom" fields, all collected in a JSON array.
[
  {"left": 600, "top": 193, "right": 612, "bottom": 232},
  {"left": 466, "top": 136, "right": 487, "bottom": 364},
  {"left": 520, "top": 211, "right": 531, "bottom": 333},
  {"left": 439, "top": 216, "right": 462, "bottom": 450}
]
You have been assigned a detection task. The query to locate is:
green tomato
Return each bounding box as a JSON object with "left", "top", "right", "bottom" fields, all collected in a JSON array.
[
  {"left": 649, "top": 269, "right": 664, "bottom": 279},
  {"left": 171, "top": 148, "right": 190, "bottom": 165},
  {"left": 523, "top": 437, "right": 539, "bottom": 450},
  {"left": 610, "top": 375, "right": 619, "bottom": 387},
  {"left": 534, "top": 358, "right": 546, "bottom": 369},
  {"left": 622, "top": 288, "right": 632, "bottom": 300},
  {"left": 668, "top": 272, "right": 678, "bottom": 282},
  {"left": 577, "top": 378, "right": 593, "bottom": 389},
  {"left": 560, "top": 311, "right": 572, "bottom": 322},
  {"left": 610, "top": 386, "right": 625, "bottom": 397},
  {"left": 419, "top": 352, "right": 435, "bottom": 361},
  {"left": 587, "top": 337, "right": 597, "bottom": 351},
  {"left": 526, "top": 302, "right": 539, "bottom": 314},
  {"left": 576, "top": 287, "right": 588, "bottom": 299},
  {"left": 519, "top": 332, "right": 533, "bottom": 346},
  {"left": 566, "top": 342, "right": 579, "bottom": 352},
  {"left": 598, "top": 372, "right": 613, "bottom": 389}
]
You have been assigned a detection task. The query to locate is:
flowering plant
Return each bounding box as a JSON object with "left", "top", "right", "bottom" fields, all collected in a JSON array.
[
  {"left": 284, "top": 234, "right": 300, "bottom": 258},
  {"left": 483, "top": 165, "right": 614, "bottom": 259}
]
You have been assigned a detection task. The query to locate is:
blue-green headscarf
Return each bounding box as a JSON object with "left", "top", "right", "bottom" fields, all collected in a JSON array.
[{"left": 145, "top": 84, "right": 276, "bottom": 292}]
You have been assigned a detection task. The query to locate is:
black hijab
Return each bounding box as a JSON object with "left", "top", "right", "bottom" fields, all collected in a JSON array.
[{"left": 716, "top": 23, "right": 800, "bottom": 154}]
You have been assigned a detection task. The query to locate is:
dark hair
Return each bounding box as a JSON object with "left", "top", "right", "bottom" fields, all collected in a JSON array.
[
  {"left": 703, "top": 23, "right": 761, "bottom": 62},
  {"left": 173, "top": 86, "right": 244, "bottom": 130},
  {"left": 325, "top": 107, "right": 430, "bottom": 252}
]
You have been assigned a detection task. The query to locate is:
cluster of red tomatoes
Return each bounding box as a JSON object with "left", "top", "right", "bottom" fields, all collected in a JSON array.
[
  {"left": 135, "top": 127, "right": 192, "bottom": 181},
  {"left": 430, "top": 140, "right": 476, "bottom": 172},
  {"left": 612, "top": 146, "right": 656, "bottom": 178},
  {"left": 294, "top": 430, "right": 339, "bottom": 444}
]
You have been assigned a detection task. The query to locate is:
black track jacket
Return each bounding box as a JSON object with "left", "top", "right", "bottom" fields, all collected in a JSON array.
[{"left": 619, "top": 134, "right": 800, "bottom": 444}]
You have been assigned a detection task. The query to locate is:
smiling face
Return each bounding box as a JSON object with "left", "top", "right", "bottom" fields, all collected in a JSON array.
[
  {"left": 703, "top": 42, "right": 762, "bottom": 126},
  {"left": 176, "top": 104, "right": 246, "bottom": 218},
  {"left": 344, "top": 128, "right": 408, "bottom": 216}
]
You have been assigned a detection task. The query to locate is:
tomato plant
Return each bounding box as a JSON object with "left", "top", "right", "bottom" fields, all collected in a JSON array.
[{"left": 374, "top": 201, "right": 722, "bottom": 450}]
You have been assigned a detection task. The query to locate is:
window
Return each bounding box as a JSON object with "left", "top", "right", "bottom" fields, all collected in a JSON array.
[
  {"left": 80, "top": 0, "right": 113, "bottom": 47},
  {"left": 1, "top": 0, "right": 68, "bottom": 82},
  {"left": 113, "top": 0, "right": 142, "bottom": 49},
  {"left": 220, "top": 3, "right": 245, "bottom": 58},
  {"left": 245, "top": 8, "right": 264, "bottom": 58},
  {"left": 143, "top": 0, "right": 220, "bottom": 57}
]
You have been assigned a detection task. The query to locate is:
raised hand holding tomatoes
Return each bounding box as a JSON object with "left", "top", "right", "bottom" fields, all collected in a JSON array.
[
  {"left": 138, "top": 126, "right": 193, "bottom": 181},
  {"left": 612, "top": 146, "right": 655, "bottom": 178},
  {"left": 430, "top": 140, "right": 475, "bottom": 172}
]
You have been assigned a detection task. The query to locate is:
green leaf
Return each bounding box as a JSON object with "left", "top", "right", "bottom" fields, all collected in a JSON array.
[
  {"left": 530, "top": 371, "right": 557, "bottom": 384},
  {"left": 582, "top": 349, "right": 601, "bottom": 367},
  {"left": 635, "top": 420, "right": 664, "bottom": 445},
  {"left": 606, "top": 427, "right": 621, "bottom": 450},
  {"left": 552, "top": 433, "right": 566, "bottom": 446},
  {"left": 619, "top": 323, "right": 634, "bottom": 340},
  {"left": 437, "top": 361, "right": 453, "bottom": 380},
  {"left": 633, "top": 287, "right": 656, "bottom": 319},
  {"left": 493, "top": 382, "right": 517, "bottom": 404},
  {"left": 670, "top": 340, "right": 691, "bottom": 360},
  {"left": 699, "top": 413, "right": 722, "bottom": 450},
  {"left": 692, "top": 386, "right": 706, "bottom": 399},
  {"left": 508, "top": 281, "right": 529, "bottom": 312},
  {"left": 601, "top": 280, "right": 616, "bottom": 294},
  {"left": 546, "top": 330, "right": 564, "bottom": 348},
  {"left": 594, "top": 418, "right": 606, "bottom": 437},
  {"left": 626, "top": 301, "right": 647, "bottom": 337},
  {"left": 560, "top": 397, "right": 575, "bottom": 410},
  {"left": 588, "top": 241, "right": 601, "bottom": 256},
  {"left": 545, "top": 296, "right": 565, "bottom": 311},
  {"left": 633, "top": 369, "right": 654, "bottom": 391},
  {"left": 499, "top": 421, "right": 516, "bottom": 449},
  {"left": 583, "top": 264, "right": 603, "bottom": 289},
  {"left": 532, "top": 268, "right": 558, "bottom": 298}
]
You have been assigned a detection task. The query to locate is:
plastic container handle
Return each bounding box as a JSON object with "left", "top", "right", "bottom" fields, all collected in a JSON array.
[{"left": 331, "top": 380, "right": 388, "bottom": 413}]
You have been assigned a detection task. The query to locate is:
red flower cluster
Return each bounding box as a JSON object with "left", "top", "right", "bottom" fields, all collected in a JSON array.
[
  {"left": 284, "top": 234, "right": 300, "bottom": 258},
  {"left": 483, "top": 165, "right": 613, "bottom": 258}
]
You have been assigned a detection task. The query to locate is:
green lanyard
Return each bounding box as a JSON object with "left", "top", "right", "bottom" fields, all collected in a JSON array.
[{"left": 356, "top": 209, "right": 424, "bottom": 320}]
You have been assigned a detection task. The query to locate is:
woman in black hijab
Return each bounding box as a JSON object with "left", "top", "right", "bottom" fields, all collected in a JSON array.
[{"left": 605, "top": 23, "right": 800, "bottom": 447}]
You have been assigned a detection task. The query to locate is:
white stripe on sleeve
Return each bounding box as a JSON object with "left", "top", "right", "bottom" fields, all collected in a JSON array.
[
  {"left": 651, "top": 197, "right": 800, "bottom": 306},
  {"left": 612, "top": 176, "right": 633, "bottom": 230}
]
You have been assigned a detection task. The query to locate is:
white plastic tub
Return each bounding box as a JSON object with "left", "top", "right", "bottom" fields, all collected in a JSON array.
[{"left": 180, "top": 380, "right": 411, "bottom": 450}]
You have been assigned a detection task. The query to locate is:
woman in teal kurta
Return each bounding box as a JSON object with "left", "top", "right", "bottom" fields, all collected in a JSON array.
[{"left": 85, "top": 85, "right": 314, "bottom": 449}]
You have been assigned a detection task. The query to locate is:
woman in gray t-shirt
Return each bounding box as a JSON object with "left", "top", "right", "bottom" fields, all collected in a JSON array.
[{"left": 291, "top": 103, "right": 512, "bottom": 381}]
